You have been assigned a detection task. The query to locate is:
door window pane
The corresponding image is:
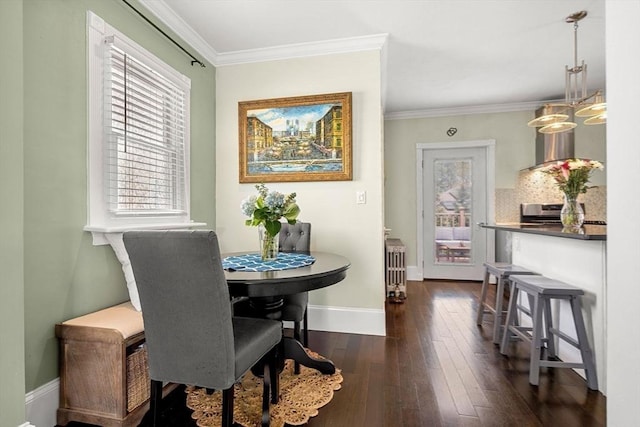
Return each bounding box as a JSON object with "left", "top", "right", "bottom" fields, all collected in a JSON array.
[{"left": 433, "top": 159, "right": 472, "bottom": 264}]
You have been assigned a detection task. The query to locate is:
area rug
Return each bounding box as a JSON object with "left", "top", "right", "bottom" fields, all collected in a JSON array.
[{"left": 185, "top": 352, "right": 343, "bottom": 427}]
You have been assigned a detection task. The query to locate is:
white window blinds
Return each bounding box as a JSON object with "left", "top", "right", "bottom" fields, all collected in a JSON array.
[{"left": 104, "top": 36, "right": 188, "bottom": 216}]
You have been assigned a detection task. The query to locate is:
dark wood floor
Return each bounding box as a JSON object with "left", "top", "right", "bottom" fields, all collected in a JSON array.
[
  {"left": 66, "top": 279, "right": 606, "bottom": 426},
  {"left": 302, "top": 280, "right": 605, "bottom": 427}
]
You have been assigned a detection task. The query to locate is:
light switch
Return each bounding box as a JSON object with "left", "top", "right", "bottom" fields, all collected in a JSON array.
[{"left": 356, "top": 191, "right": 366, "bottom": 204}]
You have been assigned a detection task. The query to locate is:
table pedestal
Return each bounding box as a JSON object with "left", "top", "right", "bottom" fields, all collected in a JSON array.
[
  {"left": 283, "top": 337, "right": 335, "bottom": 374},
  {"left": 247, "top": 296, "right": 336, "bottom": 375}
]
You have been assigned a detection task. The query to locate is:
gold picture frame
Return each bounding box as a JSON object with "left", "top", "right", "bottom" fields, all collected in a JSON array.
[{"left": 238, "top": 92, "right": 352, "bottom": 183}]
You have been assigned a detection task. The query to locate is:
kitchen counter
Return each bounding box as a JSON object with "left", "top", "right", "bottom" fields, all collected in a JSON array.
[
  {"left": 483, "top": 222, "right": 607, "bottom": 393},
  {"left": 481, "top": 222, "right": 606, "bottom": 240}
]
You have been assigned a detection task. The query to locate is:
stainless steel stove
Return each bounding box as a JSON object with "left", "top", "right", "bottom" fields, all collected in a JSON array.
[{"left": 520, "top": 203, "right": 606, "bottom": 225}]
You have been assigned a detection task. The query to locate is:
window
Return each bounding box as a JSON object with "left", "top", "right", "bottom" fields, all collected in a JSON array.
[
  {"left": 86, "top": 11, "right": 201, "bottom": 239},
  {"left": 104, "top": 39, "right": 186, "bottom": 215}
]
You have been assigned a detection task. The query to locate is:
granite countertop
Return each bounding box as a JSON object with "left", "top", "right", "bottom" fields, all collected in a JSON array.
[{"left": 481, "top": 223, "right": 607, "bottom": 241}]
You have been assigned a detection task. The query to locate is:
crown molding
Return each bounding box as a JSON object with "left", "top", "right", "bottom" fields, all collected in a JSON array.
[
  {"left": 139, "top": 0, "right": 218, "bottom": 65},
  {"left": 384, "top": 100, "right": 546, "bottom": 120},
  {"left": 215, "top": 33, "right": 388, "bottom": 66},
  {"left": 139, "top": 1, "right": 387, "bottom": 67}
]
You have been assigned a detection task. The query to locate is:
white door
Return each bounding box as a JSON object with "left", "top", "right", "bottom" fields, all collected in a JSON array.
[{"left": 419, "top": 143, "right": 493, "bottom": 280}]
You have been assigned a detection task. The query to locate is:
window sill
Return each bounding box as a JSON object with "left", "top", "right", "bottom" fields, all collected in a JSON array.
[{"left": 85, "top": 222, "right": 207, "bottom": 246}]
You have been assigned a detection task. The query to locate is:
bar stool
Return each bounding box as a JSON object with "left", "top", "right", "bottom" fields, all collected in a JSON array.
[
  {"left": 499, "top": 274, "right": 598, "bottom": 390},
  {"left": 476, "top": 262, "right": 536, "bottom": 344}
]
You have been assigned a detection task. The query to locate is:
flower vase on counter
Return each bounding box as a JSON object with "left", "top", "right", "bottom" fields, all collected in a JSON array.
[
  {"left": 258, "top": 225, "right": 279, "bottom": 261},
  {"left": 561, "top": 193, "right": 585, "bottom": 231},
  {"left": 541, "top": 159, "right": 604, "bottom": 231}
]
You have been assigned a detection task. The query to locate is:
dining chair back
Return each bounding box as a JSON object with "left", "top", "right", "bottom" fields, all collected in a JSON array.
[
  {"left": 279, "top": 222, "right": 311, "bottom": 253},
  {"left": 279, "top": 222, "right": 311, "bottom": 374},
  {"left": 123, "top": 230, "right": 281, "bottom": 427}
]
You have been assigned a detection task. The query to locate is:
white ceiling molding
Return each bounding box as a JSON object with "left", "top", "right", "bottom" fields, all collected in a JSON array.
[
  {"left": 139, "top": 0, "right": 219, "bottom": 65},
  {"left": 215, "top": 33, "right": 388, "bottom": 66},
  {"left": 385, "top": 100, "right": 550, "bottom": 120}
]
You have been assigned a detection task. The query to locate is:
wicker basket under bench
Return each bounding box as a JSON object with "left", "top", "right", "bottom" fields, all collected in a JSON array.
[{"left": 55, "top": 302, "right": 176, "bottom": 427}]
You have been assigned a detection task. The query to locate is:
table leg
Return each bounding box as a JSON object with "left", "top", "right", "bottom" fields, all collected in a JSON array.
[
  {"left": 247, "top": 296, "right": 336, "bottom": 375},
  {"left": 283, "top": 337, "right": 335, "bottom": 375}
]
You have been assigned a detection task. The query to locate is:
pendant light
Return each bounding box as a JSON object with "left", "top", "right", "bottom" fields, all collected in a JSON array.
[
  {"left": 528, "top": 11, "right": 606, "bottom": 134},
  {"left": 526, "top": 104, "right": 568, "bottom": 128},
  {"left": 576, "top": 92, "right": 607, "bottom": 120}
]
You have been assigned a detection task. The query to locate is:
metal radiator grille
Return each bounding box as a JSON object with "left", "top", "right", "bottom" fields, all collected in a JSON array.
[{"left": 385, "top": 238, "right": 406, "bottom": 298}]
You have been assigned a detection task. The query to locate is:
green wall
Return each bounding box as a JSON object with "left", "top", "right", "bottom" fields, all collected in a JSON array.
[
  {"left": 19, "top": 0, "right": 216, "bottom": 394},
  {"left": 1, "top": 1, "right": 26, "bottom": 424}
]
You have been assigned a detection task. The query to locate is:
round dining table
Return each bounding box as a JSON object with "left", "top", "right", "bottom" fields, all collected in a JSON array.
[{"left": 223, "top": 251, "right": 350, "bottom": 375}]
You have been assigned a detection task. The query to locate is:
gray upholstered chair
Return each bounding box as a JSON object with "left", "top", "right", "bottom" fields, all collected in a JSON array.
[
  {"left": 279, "top": 222, "right": 311, "bottom": 343},
  {"left": 279, "top": 222, "right": 311, "bottom": 374},
  {"left": 123, "top": 230, "right": 281, "bottom": 427}
]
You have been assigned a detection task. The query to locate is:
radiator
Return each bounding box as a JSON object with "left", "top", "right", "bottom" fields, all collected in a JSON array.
[{"left": 385, "top": 238, "right": 406, "bottom": 298}]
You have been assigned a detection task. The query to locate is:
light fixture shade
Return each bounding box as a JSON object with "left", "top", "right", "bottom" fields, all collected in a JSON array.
[
  {"left": 575, "top": 92, "right": 606, "bottom": 117},
  {"left": 576, "top": 102, "right": 607, "bottom": 117},
  {"left": 584, "top": 112, "right": 607, "bottom": 125},
  {"left": 539, "top": 121, "right": 578, "bottom": 134},
  {"left": 527, "top": 105, "right": 569, "bottom": 127}
]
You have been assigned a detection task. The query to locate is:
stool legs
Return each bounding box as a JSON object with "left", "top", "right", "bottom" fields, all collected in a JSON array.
[
  {"left": 477, "top": 269, "right": 512, "bottom": 344},
  {"left": 500, "top": 278, "right": 598, "bottom": 390},
  {"left": 543, "top": 299, "right": 556, "bottom": 358},
  {"left": 476, "top": 268, "right": 491, "bottom": 325},
  {"left": 478, "top": 264, "right": 536, "bottom": 345},
  {"left": 569, "top": 296, "right": 598, "bottom": 390},
  {"left": 500, "top": 282, "right": 519, "bottom": 355},
  {"left": 492, "top": 276, "right": 507, "bottom": 344},
  {"left": 528, "top": 294, "right": 544, "bottom": 386}
]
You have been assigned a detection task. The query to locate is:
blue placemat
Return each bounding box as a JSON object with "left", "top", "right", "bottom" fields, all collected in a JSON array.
[{"left": 223, "top": 252, "right": 316, "bottom": 272}]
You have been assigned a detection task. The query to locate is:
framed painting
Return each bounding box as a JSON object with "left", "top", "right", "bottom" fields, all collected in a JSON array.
[{"left": 238, "top": 92, "right": 352, "bottom": 183}]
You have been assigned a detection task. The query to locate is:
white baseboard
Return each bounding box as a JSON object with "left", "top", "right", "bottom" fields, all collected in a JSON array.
[
  {"left": 307, "top": 304, "right": 386, "bottom": 336},
  {"left": 284, "top": 304, "right": 386, "bottom": 336},
  {"left": 408, "top": 265, "right": 422, "bottom": 281},
  {"left": 18, "top": 423, "right": 37, "bottom": 427},
  {"left": 406, "top": 265, "right": 492, "bottom": 283},
  {"left": 25, "top": 377, "right": 59, "bottom": 427}
]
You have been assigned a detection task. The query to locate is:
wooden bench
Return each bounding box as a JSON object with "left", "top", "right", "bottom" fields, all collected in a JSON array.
[{"left": 55, "top": 301, "right": 175, "bottom": 427}]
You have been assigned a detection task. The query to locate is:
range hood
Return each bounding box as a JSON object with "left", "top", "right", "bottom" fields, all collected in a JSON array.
[
  {"left": 535, "top": 131, "right": 575, "bottom": 166},
  {"left": 533, "top": 106, "right": 575, "bottom": 168}
]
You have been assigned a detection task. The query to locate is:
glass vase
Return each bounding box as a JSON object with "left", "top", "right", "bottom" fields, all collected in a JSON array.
[
  {"left": 258, "top": 225, "right": 279, "bottom": 261},
  {"left": 561, "top": 193, "right": 585, "bottom": 231}
]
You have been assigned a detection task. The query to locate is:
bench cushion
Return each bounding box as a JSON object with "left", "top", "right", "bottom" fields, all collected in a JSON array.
[{"left": 62, "top": 301, "right": 143, "bottom": 339}]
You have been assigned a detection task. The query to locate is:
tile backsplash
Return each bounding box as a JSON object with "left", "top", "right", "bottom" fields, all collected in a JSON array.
[{"left": 495, "top": 169, "right": 606, "bottom": 223}]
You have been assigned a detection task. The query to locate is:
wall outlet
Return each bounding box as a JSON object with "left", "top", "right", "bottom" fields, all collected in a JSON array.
[{"left": 356, "top": 191, "right": 366, "bottom": 204}]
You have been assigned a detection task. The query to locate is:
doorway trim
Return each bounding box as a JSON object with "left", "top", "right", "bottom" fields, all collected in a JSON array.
[{"left": 416, "top": 139, "right": 496, "bottom": 279}]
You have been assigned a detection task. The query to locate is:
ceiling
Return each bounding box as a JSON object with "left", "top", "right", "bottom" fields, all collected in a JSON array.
[{"left": 139, "top": 0, "right": 606, "bottom": 118}]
